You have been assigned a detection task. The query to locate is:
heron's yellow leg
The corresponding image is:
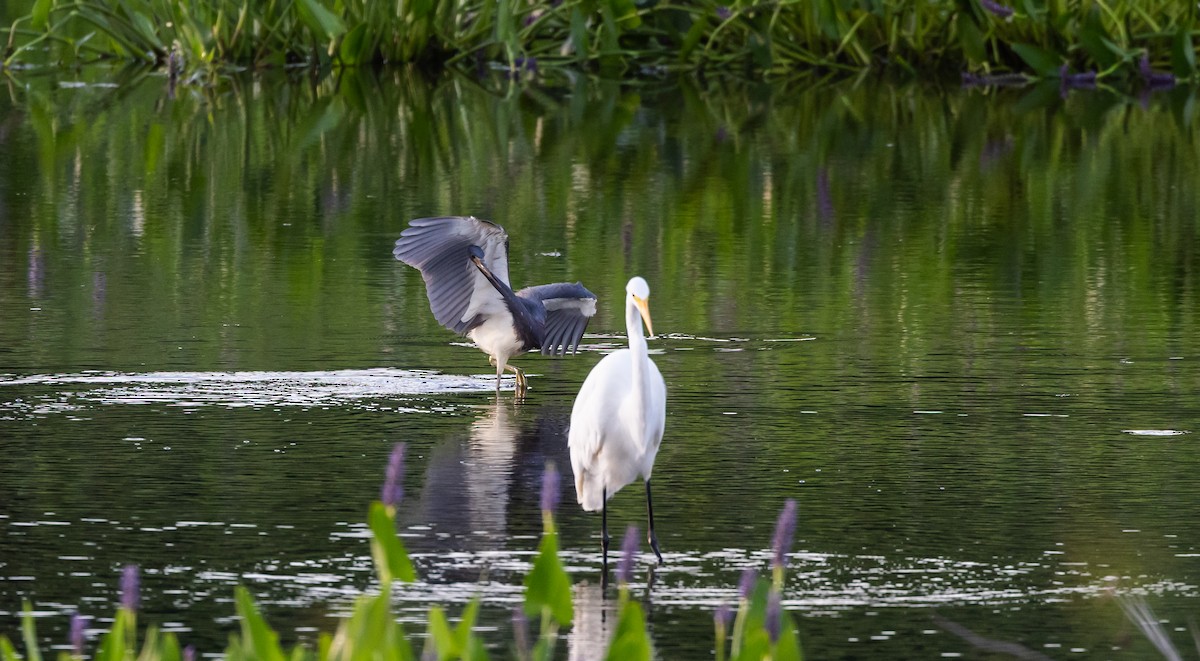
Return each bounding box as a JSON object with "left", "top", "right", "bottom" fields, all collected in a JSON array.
[{"left": 505, "top": 364, "right": 528, "bottom": 397}]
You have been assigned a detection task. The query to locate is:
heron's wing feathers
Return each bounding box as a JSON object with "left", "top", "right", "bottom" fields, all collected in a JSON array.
[
  {"left": 518, "top": 283, "right": 598, "bottom": 355},
  {"left": 394, "top": 216, "right": 512, "bottom": 334}
]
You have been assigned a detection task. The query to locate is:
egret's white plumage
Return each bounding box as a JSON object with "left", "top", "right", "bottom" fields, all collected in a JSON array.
[{"left": 568, "top": 276, "right": 667, "bottom": 563}]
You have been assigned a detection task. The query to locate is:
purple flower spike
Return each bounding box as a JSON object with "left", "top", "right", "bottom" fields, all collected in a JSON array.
[
  {"left": 980, "top": 0, "right": 1013, "bottom": 18},
  {"left": 183, "top": 646, "right": 196, "bottom": 661},
  {"left": 540, "top": 463, "right": 560, "bottom": 514},
  {"left": 772, "top": 499, "right": 798, "bottom": 571},
  {"left": 738, "top": 567, "right": 757, "bottom": 599},
  {"left": 714, "top": 603, "right": 732, "bottom": 629},
  {"left": 618, "top": 525, "right": 639, "bottom": 584},
  {"left": 120, "top": 565, "right": 139, "bottom": 611},
  {"left": 716, "top": 6, "right": 732, "bottom": 20},
  {"left": 69, "top": 613, "right": 88, "bottom": 655},
  {"left": 381, "top": 443, "right": 406, "bottom": 507},
  {"left": 765, "top": 590, "right": 783, "bottom": 643}
]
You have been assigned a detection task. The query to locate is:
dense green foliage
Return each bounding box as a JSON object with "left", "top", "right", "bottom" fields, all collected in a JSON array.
[{"left": 1, "top": 0, "right": 1198, "bottom": 82}]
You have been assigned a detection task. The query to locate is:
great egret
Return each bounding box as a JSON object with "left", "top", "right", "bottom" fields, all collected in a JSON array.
[
  {"left": 568, "top": 276, "right": 666, "bottom": 564},
  {"left": 394, "top": 216, "right": 597, "bottom": 396}
]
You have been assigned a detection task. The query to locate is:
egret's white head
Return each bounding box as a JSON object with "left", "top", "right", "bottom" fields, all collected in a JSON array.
[{"left": 625, "top": 276, "right": 654, "bottom": 337}]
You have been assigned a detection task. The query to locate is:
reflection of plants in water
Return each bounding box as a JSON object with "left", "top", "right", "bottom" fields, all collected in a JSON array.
[{"left": 2, "top": 451, "right": 807, "bottom": 660}]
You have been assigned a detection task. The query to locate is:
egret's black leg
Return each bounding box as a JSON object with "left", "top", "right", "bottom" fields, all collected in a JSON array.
[
  {"left": 601, "top": 486, "right": 611, "bottom": 588},
  {"left": 646, "top": 480, "right": 663, "bottom": 563}
]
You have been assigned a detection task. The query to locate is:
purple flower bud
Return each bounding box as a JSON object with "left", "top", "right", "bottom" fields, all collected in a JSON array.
[
  {"left": 979, "top": 0, "right": 1013, "bottom": 18},
  {"left": 69, "top": 613, "right": 88, "bottom": 655},
  {"left": 512, "top": 607, "right": 530, "bottom": 658},
  {"left": 772, "top": 499, "right": 798, "bottom": 571},
  {"left": 716, "top": 6, "right": 732, "bottom": 20},
  {"left": 120, "top": 565, "right": 139, "bottom": 611},
  {"left": 183, "top": 646, "right": 195, "bottom": 661},
  {"left": 738, "top": 567, "right": 757, "bottom": 599},
  {"left": 618, "top": 525, "right": 639, "bottom": 584},
  {"left": 714, "top": 603, "right": 732, "bottom": 629},
  {"left": 381, "top": 443, "right": 406, "bottom": 507},
  {"left": 540, "top": 463, "right": 560, "bottom": 513},
  {"left": 765, "top": 590, "right": 782, "bottom": 643}
]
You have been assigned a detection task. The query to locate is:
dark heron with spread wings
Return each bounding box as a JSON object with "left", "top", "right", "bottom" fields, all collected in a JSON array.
[{"left": 394, "top": 216, "right": 598, "bottom": 396}]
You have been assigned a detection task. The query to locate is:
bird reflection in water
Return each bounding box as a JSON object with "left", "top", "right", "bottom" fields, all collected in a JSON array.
[
  {"left": 568, "top": 567, "right": 659, "bottom": 659},
  {"left": 399, "top": 397, "right": 572, "bottom": 573}
]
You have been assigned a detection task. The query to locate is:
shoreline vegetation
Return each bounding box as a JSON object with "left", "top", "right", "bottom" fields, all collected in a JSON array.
[{"left": 0, "top": 1, "right": 1196, "bottom": 88}]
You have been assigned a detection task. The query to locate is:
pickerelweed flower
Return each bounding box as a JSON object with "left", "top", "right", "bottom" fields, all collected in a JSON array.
[
  {"left": 618, "top": 525, "right": 639, "bottom": 585},
  {"left": 765, "top": 590, "right": 783, "bottom": 643},
  {"left": 381, "top": 443, "right": 406, "bottom": 507},
  {"left": 69, "top": 613, "right": 88, "bottom": 655},
  {"left": 540, "top": 462, "right": 560, "bottom": 514},
  {"left": 120, "top": 565, "right": 139, "bottom": 611},
  {"left": 772, "top": 499, "right": 798, "bottom": 572},
  {"left": 716, "top": 6, "right": 732, "bottom": 20},
  {"left": 714, "top": 603, "right": 733, "bottom": 629},
  {"left": 183, "top": 646, "right": 196, "bottom": 661},
  {"left": 738, "top": 567, "right": 757, "bottom": 600},
  {"left": 979, "top": 0, "right": 1013, "bottom": 18}
]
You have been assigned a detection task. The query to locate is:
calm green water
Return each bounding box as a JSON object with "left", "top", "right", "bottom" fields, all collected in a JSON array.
[{"left": 1, "top": 68, "right": 1198, "bottom": 658}]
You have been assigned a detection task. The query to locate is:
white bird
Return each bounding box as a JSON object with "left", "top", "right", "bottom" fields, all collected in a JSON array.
[
  {"left": 394, "top": 216, "right": 598, "bottom": 397},
  {"left": 568, "top": 276, "right": 666, "bottom": 564}
]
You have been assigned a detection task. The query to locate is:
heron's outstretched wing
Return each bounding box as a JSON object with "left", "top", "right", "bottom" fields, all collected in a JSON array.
[
  {"left": 394, "top": 216, "right": 512, "bottom": 334},
  {"left": 518, "top": 282, "right": 598, "bottom": 356}
]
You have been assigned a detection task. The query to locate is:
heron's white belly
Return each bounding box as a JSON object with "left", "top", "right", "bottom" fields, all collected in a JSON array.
[{"left": 468, "top": 315, "right": 526, "bottom": 372}]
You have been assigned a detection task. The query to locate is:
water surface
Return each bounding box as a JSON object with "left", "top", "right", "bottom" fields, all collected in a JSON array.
[{"left": 1, "top": 69, "right": 1198, "bottom": 658}]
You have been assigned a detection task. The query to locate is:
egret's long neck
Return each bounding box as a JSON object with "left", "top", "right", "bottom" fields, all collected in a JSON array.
[{"left": 626, "top": 296, "right": 650, "bottom": 438}]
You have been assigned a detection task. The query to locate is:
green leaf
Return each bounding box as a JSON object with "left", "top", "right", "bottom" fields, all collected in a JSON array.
[
  {"left": 368, "top": 501, "right": 416, "bottom": 584},
  {"left": 31, "top": 0, "right": 53, "bottom": 31},
  {"left": 234, "top": 586, "right": 288, "bottom": 661},
  {"left": 160, "top": 633, "right": 182, "bottom": 661},
  {"left": 0, "top": 637, "right": 18, "bottom": 661},
  {"left": 454, "top": 598, "right": 481, "bottom": 653},
  {"left": 1011, "top": 42, "right": 1061, "bottom": 77},
  {"left": 569, "top": 7, "right": 588, "bottom": 62},
  {"left": 678, "top": 15, "right": 706, "bottom": 61},
  {"left": 425, "top": 607, "right": 457, "bottom": 660},
  {"left": 956, "top": 13, "right": 985, "bottom": 65},
  {"left": 1079, "top": 9, "right": 1119, "bottom": 69},
  {"left": 773, "top": 613, "right": 803, "bottom": 661},
  {"left": 20, "top": 602, "right": 43, "bottom": 661},
  {"left": 523, "top": 532, "right": 573, "bottom": 627},
  {"left": 604, "top": 598, "right": 652, "bottom": 660},
  {"left": 1172, "top": 27, "right": 1196, "bottom": 76},
  {"left": 95, "top": 609, "right": 130, "bottom": 661},
  {"left": 295, "top": 0, "right": 346, "bottom": 41},
  {"left": 338, "top": 23, "right": 367, "bottom": 64}
]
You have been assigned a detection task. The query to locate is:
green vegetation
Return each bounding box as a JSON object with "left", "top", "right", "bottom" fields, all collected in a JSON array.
[
  {"left": 1, "top": 0, "right": 1197, "bottom": 82},
  {"left": 0, "top": 450, "right": 803, "bottom": 660}
]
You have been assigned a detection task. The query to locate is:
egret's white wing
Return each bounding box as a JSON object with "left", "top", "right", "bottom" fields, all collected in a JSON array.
[{"left": 394, "top": 216, "right": 512, "bottom": 334}]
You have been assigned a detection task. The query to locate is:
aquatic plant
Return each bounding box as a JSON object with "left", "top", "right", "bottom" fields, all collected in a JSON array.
[
  {"left": 1, "top": 0, "right": 1196, "bottom": 82},
  {"left": 0, "top": 456, "right": 806, "bottom": 659}
]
